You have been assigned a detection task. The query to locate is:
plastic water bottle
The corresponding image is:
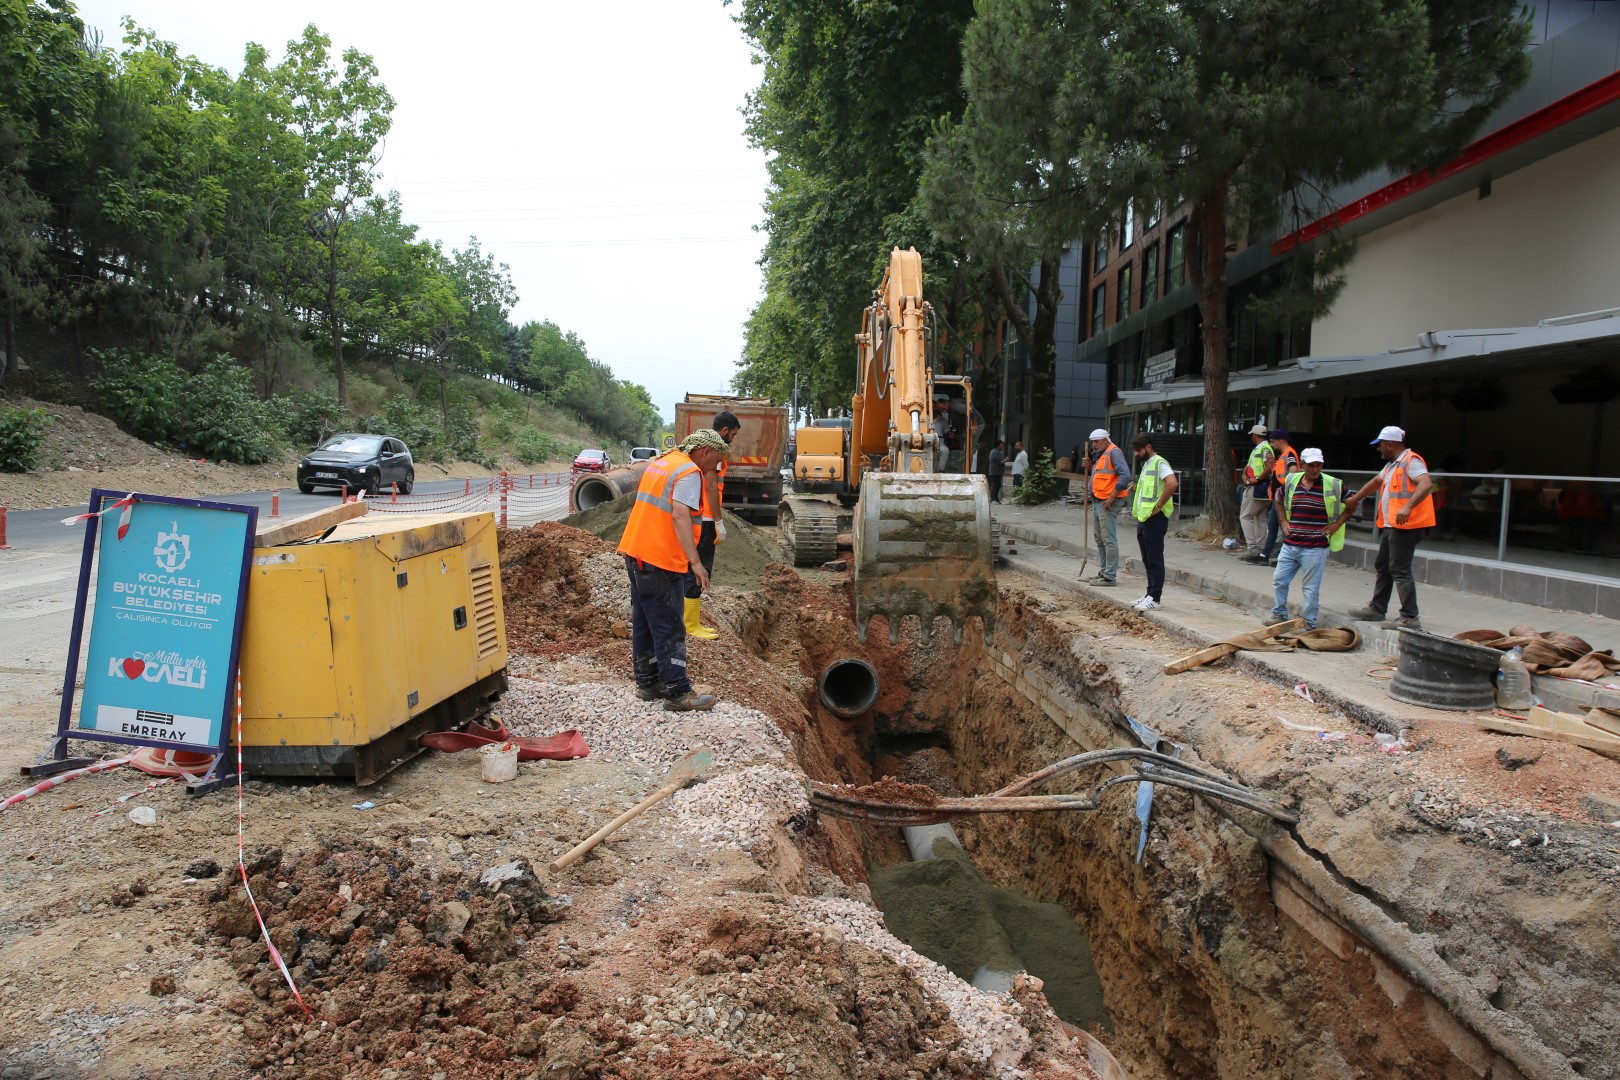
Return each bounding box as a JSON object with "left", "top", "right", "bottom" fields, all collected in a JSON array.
[{"left": 1496, "top": 651, "right": 1533, "bottom": 711}]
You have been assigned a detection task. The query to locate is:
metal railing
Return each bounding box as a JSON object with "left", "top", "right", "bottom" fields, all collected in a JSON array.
[{"left": 1173, "top": 467, "right": 1619, "bottom": 573}]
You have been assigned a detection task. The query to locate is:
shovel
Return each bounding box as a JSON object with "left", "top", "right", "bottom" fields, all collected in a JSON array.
[{"left": 551, "top": 747, "right": 713, "bottom": 871}]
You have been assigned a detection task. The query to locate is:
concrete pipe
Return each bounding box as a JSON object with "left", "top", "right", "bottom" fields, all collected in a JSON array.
[
  {"left": 570, "top": 462, "right": 648, "bottom": 515},
  {"left": 818, "top": 658, "right": 880, "bottom": 718}
]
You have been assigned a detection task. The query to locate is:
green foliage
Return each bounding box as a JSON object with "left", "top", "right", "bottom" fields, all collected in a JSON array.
[
  {"left": 1013, "top": 448, "right": 1062, "bottom": 505},
  {"left": 274, "top": 387, "right": 348, "bottom": 446},
  {"left": 185, "top": 358, "right": 278, "bottom": 464},
  {"left": 92, "top": 348, "right": 186, "bottom": 443},
  {"left": 368, "top": 395, "right": 441, "bottom": 458},
  {"left": 511, "top": 427, "right": 579, "bottom": 466},
  {"left": 0, "top": 405, "right": 53, "bottom": 472}
]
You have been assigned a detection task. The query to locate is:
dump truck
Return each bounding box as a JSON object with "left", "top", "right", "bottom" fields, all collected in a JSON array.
[
  {"left": 780, "top": 247, "right": 996, "bottom": 646},
  {"left": 672, "top": 393, "right": 789, "bottom": 524}
]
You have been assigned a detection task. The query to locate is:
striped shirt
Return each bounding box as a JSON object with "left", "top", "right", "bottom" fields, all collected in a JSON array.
[{"left": 1283, "top": 479, "right": 1330, "bottom": 549}]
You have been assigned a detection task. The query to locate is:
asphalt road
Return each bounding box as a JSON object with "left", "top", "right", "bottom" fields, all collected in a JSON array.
[{"left": 2, "top": 475, "right": 572, "bottom": 552}]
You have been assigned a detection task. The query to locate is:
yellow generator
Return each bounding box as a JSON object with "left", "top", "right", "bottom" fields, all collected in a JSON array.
[{"left": 237, "top": 510, "right": 508, "bottom": 785}]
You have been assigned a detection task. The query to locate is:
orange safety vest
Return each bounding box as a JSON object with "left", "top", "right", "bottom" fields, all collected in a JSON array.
[
  {"left": 694, "top": 458, "right": 730, "bottom": 542},
  {"left": 1375, "top": 449, "right": 1436, "bottom": 530},
  {"left": 1091, "top": 443, "right": 1122, "bottom": 499},
  {"left": 619, "top": 450, "right": 700, "bottom": 572},
  {"left": 1271, "top": 445, "right": 1300, "bottom": 482}
]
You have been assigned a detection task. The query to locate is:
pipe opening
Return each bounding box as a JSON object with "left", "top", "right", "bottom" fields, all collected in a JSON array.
[
  {"left": 818, "top": 658, "right": 879, "bottom": 718},
  {"left": 573, "top": 476, "right": 617, "bottom": 512}
]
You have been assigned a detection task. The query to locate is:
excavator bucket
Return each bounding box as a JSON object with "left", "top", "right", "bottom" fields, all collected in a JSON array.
[{"left": 853, "top": 473, "right": 996, "bottom": 646}]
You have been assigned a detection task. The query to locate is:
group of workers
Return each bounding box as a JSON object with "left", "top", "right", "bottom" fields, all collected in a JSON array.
[
  {"left": 615, "top": 409, "right": 742, "bottom": 713},
  {"left": 1083, "top": 424, "right": 1435, "bottom": 632}
]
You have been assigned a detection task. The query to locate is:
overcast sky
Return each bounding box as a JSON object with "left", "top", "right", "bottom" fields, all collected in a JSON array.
[{"left": 71, "top": 0, "right": 770, "bottom": 427}]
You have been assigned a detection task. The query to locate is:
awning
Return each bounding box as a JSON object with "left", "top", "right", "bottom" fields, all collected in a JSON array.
[{"left": 1115, "top": 307, "right": 1620, "bottom": 407}]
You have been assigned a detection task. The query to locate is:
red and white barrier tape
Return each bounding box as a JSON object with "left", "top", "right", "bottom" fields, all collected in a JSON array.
[
  {"left": 1, "top": 756, "right": 133, "bottom": 812},
  {"left": 61, "top": 492, "right": 135, "bottom": 540},
  {"left": 234, "top": 676, "right": 313, "bottom": 1019}
]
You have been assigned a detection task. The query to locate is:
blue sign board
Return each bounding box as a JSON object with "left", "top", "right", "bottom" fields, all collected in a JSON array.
[{"left": 32, "top": 490, "right": 257, "bottom": 792}]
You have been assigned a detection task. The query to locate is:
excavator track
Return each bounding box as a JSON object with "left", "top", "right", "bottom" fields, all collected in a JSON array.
[{"left": 779, "top": 496, "right": 840, "bottom": 567}]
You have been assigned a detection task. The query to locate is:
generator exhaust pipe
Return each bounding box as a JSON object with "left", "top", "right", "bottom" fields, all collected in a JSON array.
[{"left": 818, "top": 658, "right": 880, "bottom": 718}]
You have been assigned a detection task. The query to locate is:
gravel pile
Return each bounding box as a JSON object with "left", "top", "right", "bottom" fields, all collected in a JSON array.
[
  {"left": 667, "top": 764, "right": 807, "bottom": 855},
  {"left": 496, "top": 676, "right": 793, "bottom": 771},
  {"left": 580, "top": 551, "right": 632, "bottom": 620},
  {"left": 790, "top": 895, "right": 1036, "bottom": 1075}
]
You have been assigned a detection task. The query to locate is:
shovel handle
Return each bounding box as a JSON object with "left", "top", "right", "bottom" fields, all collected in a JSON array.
[{"left": 551, "top": 779, "right": 682, "bottom": 871}]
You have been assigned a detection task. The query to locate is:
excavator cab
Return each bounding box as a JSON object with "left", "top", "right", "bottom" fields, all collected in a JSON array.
[{"left": 781, "top": 247, "right": 997, "bottom": 646}]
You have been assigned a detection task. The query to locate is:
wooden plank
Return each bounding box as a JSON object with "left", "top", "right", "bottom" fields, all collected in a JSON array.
[
  {"left": 1580, "top": 708, "right": 1620, "bottom": 738},
  {"left": 255, "top": 501, "right": 369, "bottom": 547},
  {"left": 1474, "top": 715, "right": 1620, "bottom": 760},
  {"left": 1164, "top": 618, "right": 1304, "bottom": 675},
  {"left": 1526, "top": 705, "right": 1618, "bottom": 738}
]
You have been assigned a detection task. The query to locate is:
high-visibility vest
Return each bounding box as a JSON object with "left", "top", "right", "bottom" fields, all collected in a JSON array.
[
  {"left": 619, "top": 450, "right": 700, "bottom": 572},
  {"left": 1283, "top": 472, "right": 1347, "bottom": 552},
  {"left": 1375, "top": 449, "right": 1436, "bottom": 530},
  {"left": 1244, "top": 442, "right": 1274, "bottom": 494},
  {"left": 1091, "top": 443, "right": 1123, "bottom": 499},
  {"left": 1132, "top": 455, "right": 1175, "bottom": 522},
  {"left": 1271, "top": 445, "right": 1299, "bottom": 482}
]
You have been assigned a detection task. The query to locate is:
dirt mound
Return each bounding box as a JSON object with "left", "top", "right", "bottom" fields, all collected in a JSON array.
[
  {"left": 498, "top": 521, "right": 616, "bottom": 657},
  {"left": 563, "top": 497, "right": 789, "bottom": 590},
  {"left": 204, "top": 839, "right": 575, "bottom": 1074}
]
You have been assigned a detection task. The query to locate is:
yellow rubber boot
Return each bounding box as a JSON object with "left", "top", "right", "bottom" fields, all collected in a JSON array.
[{"left": 684, "top": 597, "right": 719, "bottom": 640}]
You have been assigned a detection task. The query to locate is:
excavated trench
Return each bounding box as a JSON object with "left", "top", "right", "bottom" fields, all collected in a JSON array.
[{"left": 734, "top": 571, "right": 1614, "bottom": 1080}]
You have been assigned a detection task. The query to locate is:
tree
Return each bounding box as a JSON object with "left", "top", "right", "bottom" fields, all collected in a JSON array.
[
  {"left": 0, "top": 0, "right": 103, "bottom": 385},
  {"left": 951, "top": 0, "right": 1531, "bottom": 532},
  {"left": 732, "top": 0, "right": 976, "bottom": 409},
  {"left": 271, "top": 24, "right": 393, "bottom": 408}
]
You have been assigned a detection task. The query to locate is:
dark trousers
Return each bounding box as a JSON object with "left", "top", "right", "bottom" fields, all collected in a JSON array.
[
  {"left": 1370, "top": 526, "right": 1428, "bottom": 620},
  {"left": 988, "top": 474, "right": 1003, "bottom": 502},
  {"left": 1260, "top": 502, "right": 1282, "bottom": 559},
  {"left": 684, "top": 521, "right": 717, "bottom": 599},
  {"left": 1136, "top": 513, "right": 1169, "bottom": 601},
  {"left": 626, "top": 556, "right": 691, "bottom": 697}
]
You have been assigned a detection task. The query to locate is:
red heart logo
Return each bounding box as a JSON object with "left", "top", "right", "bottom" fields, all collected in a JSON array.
[{"left": 122, "top": 658, "right": 145, "bottom": 679}]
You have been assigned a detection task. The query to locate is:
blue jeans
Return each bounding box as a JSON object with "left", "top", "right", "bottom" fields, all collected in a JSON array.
[
  {"left": 1088, "top": 498, "right": 1119, "bottom": 580},
  {"left": 625, "top": 556, "right": 692, "bottom": 697},
  {"left": 1270, "top": 544, "right": 1328, "bottom": 629},
  {"left": 684, "top": 520, "right": 717, "bottom": 600},
  {"left": 1136, "top": 513, "right": 1169, "bottom": 601}
]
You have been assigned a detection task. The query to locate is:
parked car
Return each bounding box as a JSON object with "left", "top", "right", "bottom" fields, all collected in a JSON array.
[
  {"left": 297, "top": 434, "right": 414, "bottom": 496},
  {"left": 629, "top": 446, "right": 658, "bottom": 461},
  {"left": 572, "top": 448, "right": 611, "bottom": 473}
]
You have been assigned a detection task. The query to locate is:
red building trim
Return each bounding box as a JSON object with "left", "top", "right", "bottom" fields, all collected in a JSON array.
[{"left": 1272, "top": 70, "right": 1620, "bottom": 256}]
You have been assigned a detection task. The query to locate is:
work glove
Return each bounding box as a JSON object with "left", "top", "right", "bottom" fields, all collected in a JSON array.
[{"left": 716, "top": 520, "right": 727, "bottom": 543}]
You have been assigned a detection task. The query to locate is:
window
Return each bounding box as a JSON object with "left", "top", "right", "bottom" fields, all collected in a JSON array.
[
  {"left": 1120, "top": 203, "right": 1134, "bottom": 251},
  {"left": 1093, "top": 236, "right": 1108, "bottom": 274},
  {"left": 1090, "top": 283, "right": 1106, "bottom": 337},
  {"left": 1144, "top": 200, "right": 1161, "bottom": 232},
  {"left": 1117, "top": 264, "right": 1133, "bottom": 320},
  {"left": 1166, "top": 223, "right": 1186, "bottom": 287},
  {"left": 1142, "top": 242, "right": 1160, "bottom": 306}
]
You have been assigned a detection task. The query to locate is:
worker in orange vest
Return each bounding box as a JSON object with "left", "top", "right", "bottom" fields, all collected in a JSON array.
[
  {"left": 619, "top": 429, "right": 731, "bottom": 711},
  {"left": 1084, "top": 427, "right": 1133, "bottom": 586},
  {"left": 684, "top": 409, "right": 741, "bottom": 640},
  {"left": 1334, "top": 425, "right": 1436, "bottom": 631}
]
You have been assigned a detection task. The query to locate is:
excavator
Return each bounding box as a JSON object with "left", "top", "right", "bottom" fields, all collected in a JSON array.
[{"left": 781, "top": 247, "right": 996, "bottom": 646}]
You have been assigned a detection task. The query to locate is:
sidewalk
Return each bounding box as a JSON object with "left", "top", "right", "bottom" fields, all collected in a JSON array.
[{"left": 993, "top": 501, "right": 1620, "bottom": 728}]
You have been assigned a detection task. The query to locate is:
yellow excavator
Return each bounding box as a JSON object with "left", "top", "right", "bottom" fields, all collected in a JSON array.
[{"left": 781, "top": 247, "right": 996, "bottom": 646}]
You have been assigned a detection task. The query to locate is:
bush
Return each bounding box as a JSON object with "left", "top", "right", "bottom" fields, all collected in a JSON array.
[
  {"left": 367, "top": 397, "right": 442, "bottom": 459},
  {"left": 92, "top": 349, "right": 185, "bottom": 443},
  {"left": 512, "top": 427, "right": 569, "bottom": 465},
  {"left": 185, "top": 358, "right": 279, "bottom": 464},
  {"left": 274, "top": 388, "right": 348, "bottom": 447},
  {"left": 1014, "top": 448, "right": 1065, "bottom": 505},
  {"left": 0, "top": 406, "right": 54, "bottom": 472}
]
